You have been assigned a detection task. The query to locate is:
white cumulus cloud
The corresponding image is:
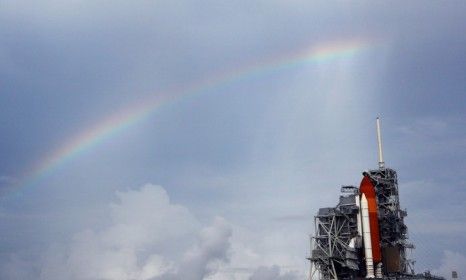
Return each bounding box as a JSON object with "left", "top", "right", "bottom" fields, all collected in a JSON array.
[
  {"left": 37, "top": 184, "right": 232, "bottom": 280},
  {"left": 1, "top": 183, "right": 306, "bottom": 280}
]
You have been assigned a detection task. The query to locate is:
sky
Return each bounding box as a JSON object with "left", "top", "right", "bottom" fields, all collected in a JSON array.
[{"left": 1, "top": 1, "right": 465, "bottom": 279}]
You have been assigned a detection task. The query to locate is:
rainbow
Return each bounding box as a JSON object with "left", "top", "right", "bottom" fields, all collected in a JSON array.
[{"left": 16, "top": 38, "right": 378, "bottom": 190}]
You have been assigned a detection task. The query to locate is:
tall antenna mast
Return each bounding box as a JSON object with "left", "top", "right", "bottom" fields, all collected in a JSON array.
[{"left": 376, "top": 117, "right": 385, "bottom": 169}]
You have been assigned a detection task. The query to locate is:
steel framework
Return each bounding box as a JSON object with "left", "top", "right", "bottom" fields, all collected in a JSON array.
[
  {"left": 309, "top": 193, "right": 361, "bottom": 280},
  {"left": 367, "top": 168, "right": 415, "bottom": 275},
  {"left": 308, "top": 169, "right": 437, "bottom": 279}
]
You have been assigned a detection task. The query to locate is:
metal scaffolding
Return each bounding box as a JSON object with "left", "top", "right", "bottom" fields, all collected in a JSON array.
[
  {"left": 309, "top": 192, "right": 361, "bottom": 280},
  {"left": 367, "top": 168, "right": 414, "bottom": 275}
]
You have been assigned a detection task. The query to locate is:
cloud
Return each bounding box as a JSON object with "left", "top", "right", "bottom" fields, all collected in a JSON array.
[
  {"left": 432, "top": 251, "right": 466, "bottom": 279},
  {"left": 164, "top": 217, "right": 232, "bottom": 280},
  {"left": 248, "top": 265, "right": 299, "bottom": 280},
  {"left": 205, "top": 225, "right": 308, "bottom": 280},
  {"left": 0, "top": 183, "right": 307, "bottom": 280},
  {"left": 35, "top": 184, "right": 232, "bottom": 280}
]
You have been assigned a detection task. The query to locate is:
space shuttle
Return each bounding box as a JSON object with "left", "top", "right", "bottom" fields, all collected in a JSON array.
[{"left": 358, "top": 117, "right": 384, "bottom": 278}]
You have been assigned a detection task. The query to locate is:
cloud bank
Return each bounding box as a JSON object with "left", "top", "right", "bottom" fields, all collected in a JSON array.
[
  {"left": 1, "top": 184, "right": 304, "bottom": 280},
  {"left": 1, "top": 184, "right": 232, "bottom": 280}
]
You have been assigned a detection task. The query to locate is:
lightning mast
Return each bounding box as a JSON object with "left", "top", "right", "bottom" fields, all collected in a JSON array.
[{"left": 376, "top": 117, "right": 384, "bottom": 169}]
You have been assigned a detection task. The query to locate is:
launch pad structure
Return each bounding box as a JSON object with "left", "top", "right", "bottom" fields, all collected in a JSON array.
[{"left": 308, "top": 118, "right": 444, "bottom": 280}]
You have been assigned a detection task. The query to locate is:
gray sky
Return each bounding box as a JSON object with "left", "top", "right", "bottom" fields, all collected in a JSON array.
[{"left": 1, "top": 1, "right": 465, "bottom": 279}]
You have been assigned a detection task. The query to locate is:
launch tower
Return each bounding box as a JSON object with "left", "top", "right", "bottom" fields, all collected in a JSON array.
[{"left": 308, "top": 118, "right": 443, "bottom": 280}]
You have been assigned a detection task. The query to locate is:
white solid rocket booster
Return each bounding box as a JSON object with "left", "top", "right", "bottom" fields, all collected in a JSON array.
[
  {"left": 361, "top": 194, "right": 375, "bottom": 278},
  {"left": 355, "top": 192, "right": 363, "bottom": 237}
]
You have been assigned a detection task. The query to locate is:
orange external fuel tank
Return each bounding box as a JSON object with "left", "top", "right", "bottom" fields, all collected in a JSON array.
[{"left": 359, "top": 175, "right": 382, "bottom": 262}]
